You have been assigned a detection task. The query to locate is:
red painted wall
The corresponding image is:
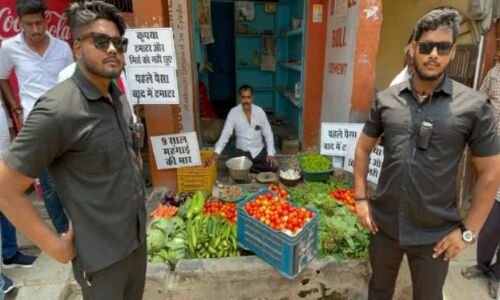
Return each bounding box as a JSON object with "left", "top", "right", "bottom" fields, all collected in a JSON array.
[{"left": 303, "top": 0, "right": 328, "bottom": 149}]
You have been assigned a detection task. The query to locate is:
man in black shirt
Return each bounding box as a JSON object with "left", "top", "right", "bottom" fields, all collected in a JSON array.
[
  {"left": 354, "top": 8, "right": 500, "bottom": 300},
  {"left": 0, "top": 1, "right": 146, "bottom": 299}
]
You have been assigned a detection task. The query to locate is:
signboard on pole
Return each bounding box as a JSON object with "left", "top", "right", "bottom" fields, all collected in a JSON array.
[
  {"left": 150, "top": 132, "right": 201, "bottom": 170},
  {"left": 320, "top": 122, "right": 364, "bottom": 156},
  {"left": 125, "top": 27, "right": 179, "bottom": 105},
  {"left": 126, "top": 67, "right": 179, "bottom": 104},
  {"left": 124, "top": 28, "right": 177, "bottom": 68}
]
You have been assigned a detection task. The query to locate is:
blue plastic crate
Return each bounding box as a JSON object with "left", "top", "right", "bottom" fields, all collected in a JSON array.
[{"left": 237, "top": 189, "right": 318, "bottom": 279}]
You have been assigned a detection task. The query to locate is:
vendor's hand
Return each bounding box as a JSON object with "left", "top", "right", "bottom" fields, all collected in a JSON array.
[
  {"left": 433, "top": 228, "right": 469, "bottom": 261},
  {"left": 356, "top": 200, "right": 378, "bottom": 234},
  {"left": 49, "top": 222, "right": 76, "bottom": 264},
  {"left": 205, "top": 153, "right": 218, "bottom": 167},
  {"left": 267, "top": 155, "right": 278, "bottom": 168}
]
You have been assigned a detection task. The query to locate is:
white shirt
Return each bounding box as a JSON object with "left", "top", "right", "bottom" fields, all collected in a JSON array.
[
  {"left": 389, "top": 66, "right": 410, "bottom": 86},
  {"left": 215, "top": 104, "right": 276, "bottom": 158},
  {"left": 57, "top": 62, "right": 137, "bottom": 122},
  {"left": 0, "top": 93, "right": 10, "bottom": 158},
  {"left": 0, "top": 31, "right": 73, "bottom": 120}
]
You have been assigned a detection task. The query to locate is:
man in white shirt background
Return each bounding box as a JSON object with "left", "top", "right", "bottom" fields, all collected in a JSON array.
[
  {"left": 0, "top": 0, "right": 73, "bottom": 271},
  {"left": 214, "top": 84, "right": 278, "bottom": 173}
]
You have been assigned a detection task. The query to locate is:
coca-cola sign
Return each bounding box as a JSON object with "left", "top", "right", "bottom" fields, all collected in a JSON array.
[{"left": 0, "top": 0, "right": 71, "bottom": 42}]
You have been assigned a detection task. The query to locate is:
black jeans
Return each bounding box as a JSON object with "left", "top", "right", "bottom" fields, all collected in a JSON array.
[
  {"left": 477, "top": 200, "right": 500, "bottom": 280},
  {"left": 232, "top": 148, "right": 277, "bottom": 173},
  {"left": 368, "top": 230, "right": 449, "bottom": 300}
]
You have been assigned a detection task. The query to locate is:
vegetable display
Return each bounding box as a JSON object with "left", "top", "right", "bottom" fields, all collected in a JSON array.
[
  {"left": 186, "top": 191, "right": 206, "bottom": 219},
  {"left": 163, "top": 191, "right": 193, "bottom": 207},
  {"left": 147, "top": 217, "right": 188, "bottom": 264},
  {"left": 203, "top": 200, "right": 237, "bottom": 223},
  {"left": 219, "top": 185, "right": 245, "bottom": 201},
  {"left": 289, "top": 181, "right": 370, "bottom": 260},
  {"left": 244, "top": 192, "right": 314, "bottom": 235},
  {"left": 299, "top": 153, "right": 332, "bottom": 172},
  {"left": 186, "top": 215, "right": 239, "bottom": 258},
  {"left": 279, "top": 169, "right": 301, "bottom": 180},
  {"left": 330, "top": 188, "right": 356, "bottom": 213},
  {"left": 268, "top": 184, "right": 290, "bottom": 200},
  {"left": 150, "top": 204, "right": 178, "bottom": 218}
]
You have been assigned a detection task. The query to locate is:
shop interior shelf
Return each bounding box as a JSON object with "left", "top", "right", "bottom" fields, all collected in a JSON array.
[
  {"left": 279, "top": 62, "right": 302, "bottom": 72},
  {"left": 278, "top": 87, "right": 302, "bottom": 108}
]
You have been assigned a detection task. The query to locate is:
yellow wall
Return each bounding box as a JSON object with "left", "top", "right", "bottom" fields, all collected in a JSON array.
[{"left": 375, "top": 0, "right": 471, "bottom": 90}]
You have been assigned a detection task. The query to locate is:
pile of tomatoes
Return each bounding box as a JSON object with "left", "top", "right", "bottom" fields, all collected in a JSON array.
[
  {"left": 203, "top": 200, "right": 237, "bottom": 223},
  {"left": 330, "top": 188, "right": 356, "bottom": 213},
  {"left": 268, "top": 184, "right": 290, "bottom": 200},
  {"left": 244, "top": 192, "right": 314, "bottom": 235}
]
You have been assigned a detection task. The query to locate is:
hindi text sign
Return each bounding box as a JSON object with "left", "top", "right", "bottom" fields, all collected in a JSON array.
[
  {"left": 126, "top": 66, "right": 179, "bottom": 105},
  {"left": 344, "top": 140, "right": 384, "bottom": 185},
  {"left": 320, "top": 122, "right": 364, "bottom": 156},
  {"left": 150, "top": 132, "right": 201, "bottom": 170},
  {"left": 125, "top": 28, "right": 177, "bottom": 68}
]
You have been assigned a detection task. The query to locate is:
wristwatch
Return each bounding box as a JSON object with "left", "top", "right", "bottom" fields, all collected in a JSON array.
[
  {"left": 354, "top": 196, "right": 369, "bottom": 201},
  {"left": 459, "top": 223, "right": 476, "bottom": 244}
]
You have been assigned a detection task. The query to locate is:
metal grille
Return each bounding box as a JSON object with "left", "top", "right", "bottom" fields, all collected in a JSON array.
[{"left": 105, "top": 0, "right": 133, "bottom": 12}]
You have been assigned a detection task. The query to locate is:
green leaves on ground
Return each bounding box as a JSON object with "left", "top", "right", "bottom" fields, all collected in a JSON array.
[{"left": 289, "top": 181, "right": 369, "bottom": 260}]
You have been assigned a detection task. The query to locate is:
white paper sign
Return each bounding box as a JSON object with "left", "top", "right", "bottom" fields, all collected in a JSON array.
[
  {"left": 344, "top": 140, "right": 384, "bottom": 185},
  {"left": 320, "top": 122, "right": 364, "bottom": 156},
  {"left": 124, "top": 28, "right": 177, "bottom": 68},
  {"left": 150, "top": 132, "right": 201, "bottom": 170},
  {"left": 126, "top": 66, "right": 179, "bottom": 105}
]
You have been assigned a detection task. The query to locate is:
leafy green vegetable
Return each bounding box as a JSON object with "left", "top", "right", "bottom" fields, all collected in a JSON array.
[
  {"left": 148, "top": 229, "right": 166, "bottom": 252},
  {"left": 288, "top": 180, "right": 369, "bottom": 260},
  {"left": 299, "top": 153, "right": 332, "bottom": 172}
]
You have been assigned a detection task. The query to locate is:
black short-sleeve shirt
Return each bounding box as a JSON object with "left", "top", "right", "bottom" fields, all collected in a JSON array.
[
  {"left": 3, "top": 67, "right": 146, "bottom": 272},
  {"left": 363, "top": 76, "right": 499, "bottom": 245}
]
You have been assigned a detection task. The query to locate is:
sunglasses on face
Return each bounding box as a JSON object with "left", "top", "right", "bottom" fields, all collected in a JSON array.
[
  {"left": 77, "top": 32, "right": 128, "bottom": 53},
  {"left": 417, "top": 41, "right": 453, "bottom": 56}
]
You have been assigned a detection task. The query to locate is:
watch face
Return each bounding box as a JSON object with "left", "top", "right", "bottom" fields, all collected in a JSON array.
[{"left": 463, "top": 231, "right": 474, "bottom": 243}]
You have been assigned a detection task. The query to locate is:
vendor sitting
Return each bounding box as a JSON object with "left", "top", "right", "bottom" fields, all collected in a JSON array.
[{"left": 213, "top": 84, "right": 278, "bottom": 173}]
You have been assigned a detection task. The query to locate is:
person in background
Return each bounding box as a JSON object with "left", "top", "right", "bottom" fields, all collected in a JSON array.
[
  {"left": 0, "top": 82, "right": 14, "bottom": 298},
  {"left": 0, "top": 0, "right": 72, "bottom": 238},
  {"left": 354, "top": 8, "right": 500, "bottom": 300},
  {"left": 461, "top": 46, "right": 500, "bottom": 299},
  {"left": 213, "top": 84, "right": 278, "bottom": 173},
  {"left": 0, "top": 1, "right": 147, "bottom": 298},
  {"left": 390, "top": 32, "right": 415, "bottom": 87}
]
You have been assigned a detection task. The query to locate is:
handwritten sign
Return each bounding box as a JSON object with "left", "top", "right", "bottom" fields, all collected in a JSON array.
[
  {"left": 124, "top": 28, "right": 177, "bottom": 68},
  {"left": 320, "top": 122, "right": 364, "bottom": 156},
  {"left": 150, "top": 132, "right": 201, "bottom": 170},
  {"left": 344, "top": 140, "right": 384, "bottom": 185},
  {"left": 126, "top": 66, "right": 179, "bottom": 104}
]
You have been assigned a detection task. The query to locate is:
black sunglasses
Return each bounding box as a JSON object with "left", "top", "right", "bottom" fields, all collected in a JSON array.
[
  {"left": 77, "top": 32, "right": 128, "bottom": 53},
  {"left": 417, "top": 41, "right": 453, "bottom": 56}
]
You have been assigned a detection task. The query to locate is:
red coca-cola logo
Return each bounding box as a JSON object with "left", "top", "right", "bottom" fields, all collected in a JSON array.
[{"left": 0, "top": 7, "right": 71, "bottom": 41}]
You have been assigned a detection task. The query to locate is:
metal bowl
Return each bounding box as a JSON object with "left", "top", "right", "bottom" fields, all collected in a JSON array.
[{"left": 225, "top": 156, "right": 253, "bottom": 181}]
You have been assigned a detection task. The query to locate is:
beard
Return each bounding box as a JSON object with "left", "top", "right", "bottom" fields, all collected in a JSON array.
[
  {"left": 413, "top": 56, "right": 446, "bottom": 81},
  {"left": 81, "top": 53, "right": 122, "bottom": 79}
]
